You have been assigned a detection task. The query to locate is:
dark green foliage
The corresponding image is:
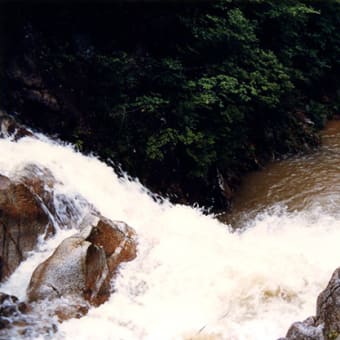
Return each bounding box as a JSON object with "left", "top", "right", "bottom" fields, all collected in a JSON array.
[{"left": 1, "top": 1, "right": 340, "bottom": 209}]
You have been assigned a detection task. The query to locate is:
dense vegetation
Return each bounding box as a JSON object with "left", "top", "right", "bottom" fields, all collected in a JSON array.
[{"left": 1, "top": 1, "right": 340, "bottom": 210}]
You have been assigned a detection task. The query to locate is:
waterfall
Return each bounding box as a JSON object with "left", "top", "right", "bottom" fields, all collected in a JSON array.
[{"left": 1, "top": 132, "right": 340, "bottom": 340}]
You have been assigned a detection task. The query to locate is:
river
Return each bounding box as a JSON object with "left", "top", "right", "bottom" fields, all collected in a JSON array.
[
  {"left": 224, "top": 119, "right": 340, "bottom": 226},
  {"left": 1, "top": 121, "right": 340, "bottom": 339}
]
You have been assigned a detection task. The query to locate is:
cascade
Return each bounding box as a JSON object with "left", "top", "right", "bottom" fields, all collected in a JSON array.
[{"left": 1, "top": 121, "right": 340, "bottom": 339}]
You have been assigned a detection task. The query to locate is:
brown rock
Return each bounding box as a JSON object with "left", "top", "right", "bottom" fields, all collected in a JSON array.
[
  {"left": 0, "top": 174, "right": 52, "bottom": 281},
  {"left": 27, "top": 214, "right": 137, "bottom": 319},
  {"left": 55, "top": 302, "right": 89, "bottom": 322},
  {"left": 86, "top": 217, "right": 137, "bottom": 267},
  {"left": 17, "top": 163, "right": 92, "bottom": 230},
  {"left": 0, "top": 161, "right": 110, "bottom": 283}
]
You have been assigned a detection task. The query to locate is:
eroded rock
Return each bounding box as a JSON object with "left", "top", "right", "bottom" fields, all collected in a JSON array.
[
  {"left": 0, "top": 111, "right": 33, "bottom": 141},
  {"left": 0, "top": 174, "right": 52, "bottom": 281},
  {"left": 27, "top": 213, "right": 137, "bottom": 319},
  {"left": 16, "top": 163, "right": 92, "bottom": 230},
  {"left": 0, "top": 162, "right": 96, "bottom": 282},
  {"left": 283, "top": 267, "right": 340, "bottom": 340}
]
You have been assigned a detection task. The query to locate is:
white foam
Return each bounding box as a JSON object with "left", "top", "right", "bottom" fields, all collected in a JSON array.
[{"left": 0, "top": 136, "right": 339, "bottom": 339}]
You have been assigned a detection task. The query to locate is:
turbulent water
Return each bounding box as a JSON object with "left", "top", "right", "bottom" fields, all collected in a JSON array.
[{"left": 2, "top": 121, "right": 340, "bottom": 339}]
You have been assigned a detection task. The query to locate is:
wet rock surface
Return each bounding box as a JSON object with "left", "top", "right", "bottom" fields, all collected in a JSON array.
[
  {"left": 0, "top": 119, "right": 139, "bottom": 333},
  {"left": 0, "top": 292, "right": 31, "bottom": 336},
  {"left": 0, "top": 162, "right": 93, "bottom": 282},
  {"left": 16, "top": 163, "right": 91, "bottom": 230},
  {"left": 282, "top": 267, "right": 340, "bottom": 340},
  {"left": 0, "top": 110, "right": 33, "bottom": 141},
  {"left": 0, "top": 164, "right": 138, "bottom": 336},
  {"left": 0, "top": 292, "right": 30, "bottom": 329},
  {"left": 0, "top": 291, "right": 58, "bottom": 338},
  {"left": 283, "top": 317, "right": 324, "bottom": 340},
  {"left": 0, "top": 173, "right": 52, "bottom": 281},
  {"left": 27, "top": 213, "right": 137, "bottom": 318}
]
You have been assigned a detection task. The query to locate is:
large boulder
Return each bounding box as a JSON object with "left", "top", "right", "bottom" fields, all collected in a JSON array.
[
  {"left": 283, "top": 267, "right": 340, "bottom": 340},
  {"left": 27, "top": 214, "right": 137, "bottom": 318},
  {"left": 0, "top": 162, "right": 93, "bottom": 282},
  {"left": 0, "top": 174, "right": 53, "bottom": 281}
]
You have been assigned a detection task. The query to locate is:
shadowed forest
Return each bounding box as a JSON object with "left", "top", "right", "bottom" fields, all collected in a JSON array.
[{"left": 1, "top": 0, "right": 339, "bottom": 210}]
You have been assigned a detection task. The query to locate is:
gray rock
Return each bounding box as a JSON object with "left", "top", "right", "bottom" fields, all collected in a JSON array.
[
  {"left": 27, "top": 214, "right": 137, "bottom": 320},
  {"left": 283, "top": 268, "right": 340, "bottom": 340},
  {"left": 285, "top": 317, "right": 324, "bottom": 340},
  {"left": 316, "top": 268, "right": 340, "bottom": 339}
]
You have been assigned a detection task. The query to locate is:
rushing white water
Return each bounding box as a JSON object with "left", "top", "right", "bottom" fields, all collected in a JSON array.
[{"left": 1, "top": 133, "right": 340, "bottom": 340}]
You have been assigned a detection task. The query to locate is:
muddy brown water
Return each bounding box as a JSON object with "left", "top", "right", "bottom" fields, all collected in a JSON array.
[{"left": 223, "top": 120, "right": 340, "bottom": 227}]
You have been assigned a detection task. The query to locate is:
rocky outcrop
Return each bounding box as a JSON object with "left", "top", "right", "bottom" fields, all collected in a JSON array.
[
  {"left": 0, "top": 158, "right": 138, "bottom": 328},
  {"left": 0, "top": 114, "right": 57, "bottom": 281},
  {"left": 282, "top": 267, "right": 340, "bottom": 340},
  {"left": 0, "top": 173, "right": 53, "bottom": 281},
  {"left": 0, "top": 110, "right": 33, "bottom": 141},
  {"left": 27, "top": 214, "right": 137, "bottom": 319},
  {"left": 0, "top": 161, "right": 95, "bottom": 282}
]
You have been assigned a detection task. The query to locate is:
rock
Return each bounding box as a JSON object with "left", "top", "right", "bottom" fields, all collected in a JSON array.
[
  {"left": 85, "top": 216, "right": 137, "bottom": 270},
  {"left": 0, "top": 174, "right": 53, "bottom": 281},
  {"left": 285, "top": 317, "right": 324, "bottom": 340},
  {"left": 54, "top": 300, "right": 89, "bottom": 322},
  {"left": 0, "top": 291, "right": 58, "bottom": 338},
  {"left": 0, "top": 292, "right": 30, "bottom": 332},
  {"left": 16, "top": 164, "right": 56, "bottom": 200},
  {"left": 0, "top": 162, "right": 92, "bottom": 282},
  {"left": 16, "top": 163, "right": 92, "bottom": 229},
  {"left": 316, "top": 268, "right": 340, "bottom": 339},
  {"left": 283, "top": 267, "right": 340, "bottom": 340},
  {"left": 27, "top": 214, "right": 137, "bottom": 319},
  {"left": 0, "top": 111, "right": 33, "bottom": 141}
]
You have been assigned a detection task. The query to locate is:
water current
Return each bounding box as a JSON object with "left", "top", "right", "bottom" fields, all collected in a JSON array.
[{"left": 1, "top": 121, "right": 340, "bottom": 339}]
